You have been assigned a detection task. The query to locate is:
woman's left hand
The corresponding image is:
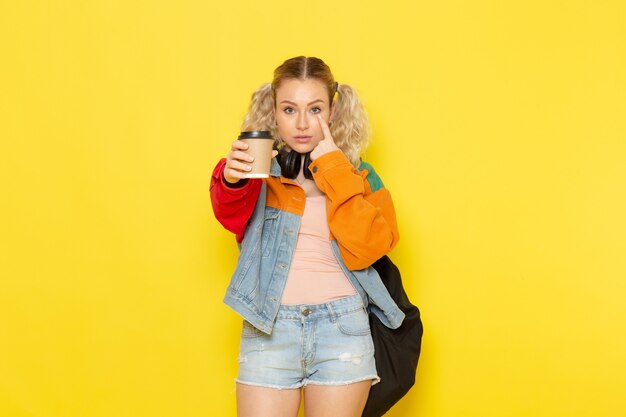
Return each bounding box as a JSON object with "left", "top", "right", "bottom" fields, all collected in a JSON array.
[{"left": 310, "top": 114, "right": 340, "bottom": 160}]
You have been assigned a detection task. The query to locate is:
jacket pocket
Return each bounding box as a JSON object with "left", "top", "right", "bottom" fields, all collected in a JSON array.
[{"left": 261, "top": 208, "right": 280, "bottom": 258}]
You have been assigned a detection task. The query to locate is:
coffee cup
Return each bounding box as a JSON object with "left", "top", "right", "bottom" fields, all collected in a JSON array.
[{"left": 238, "top": 131, "right": 274, "bottom": 178}]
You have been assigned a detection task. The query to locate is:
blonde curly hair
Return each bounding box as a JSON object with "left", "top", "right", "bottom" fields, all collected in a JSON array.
[{"left": 240, "top": 56, "right": 371, "bottom": 167}]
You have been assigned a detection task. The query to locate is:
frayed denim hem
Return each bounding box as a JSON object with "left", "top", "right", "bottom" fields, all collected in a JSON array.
[
  {"left": 303, "top": 375, "right": 381, "bottom": 387},
  {"left": 235, "top": 374, "right": 380, "bottom": 390},
  {"left": 235, "top": 379, "right": 303, "bottom": 390}
]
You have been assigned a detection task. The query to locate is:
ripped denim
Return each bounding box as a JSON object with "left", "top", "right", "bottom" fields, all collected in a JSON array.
[{"left": 236, "top": 294, "right": 379, "bottom": 389}]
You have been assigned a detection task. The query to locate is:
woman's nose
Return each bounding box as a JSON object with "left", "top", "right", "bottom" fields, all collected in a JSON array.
[{"left": 296, "top": 112, "right": 309, "bottom": 130}]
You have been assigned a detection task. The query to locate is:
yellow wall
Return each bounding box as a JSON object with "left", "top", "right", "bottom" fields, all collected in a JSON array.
[{"left": 2, "top": 1, "right": 625, "bottom": 416}]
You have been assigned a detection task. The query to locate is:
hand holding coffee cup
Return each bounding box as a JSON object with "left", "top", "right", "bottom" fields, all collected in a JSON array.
[{"left": 224, "top": 131, "right": 277, "bottom": 184}]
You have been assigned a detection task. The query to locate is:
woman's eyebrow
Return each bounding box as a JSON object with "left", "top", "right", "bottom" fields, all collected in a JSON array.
[{"left": 279, "top": 99, "right": 325, "bottom": 105}]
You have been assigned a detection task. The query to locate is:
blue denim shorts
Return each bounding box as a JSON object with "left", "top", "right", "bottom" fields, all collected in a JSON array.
[{"left": 236, "top": 294, "right": 379, "bottom": 389}]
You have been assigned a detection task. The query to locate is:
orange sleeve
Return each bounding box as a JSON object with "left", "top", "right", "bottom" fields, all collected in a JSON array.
[{"left": 309, "top": 150, "right": 400, "bottom": 270}]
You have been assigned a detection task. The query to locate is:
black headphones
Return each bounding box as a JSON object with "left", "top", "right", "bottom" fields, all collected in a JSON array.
[{"left": 277, "top": 149, "right": 313, "bottom": 180}]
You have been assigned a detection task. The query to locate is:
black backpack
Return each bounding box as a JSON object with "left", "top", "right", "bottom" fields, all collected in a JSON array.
[{"left": 362, "top": 255, "right": 424, "bottom": 417}]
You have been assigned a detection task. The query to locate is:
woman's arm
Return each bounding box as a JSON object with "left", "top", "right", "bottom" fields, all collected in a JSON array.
[
  {"left": 310, "top": 150, "right": 400, "bottom": 270},
  {"left": 210, "top": 158, "right": 262, "bottom": 243}
]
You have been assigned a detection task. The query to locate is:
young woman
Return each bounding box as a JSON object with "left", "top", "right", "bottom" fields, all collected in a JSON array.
[{"left": 210, "top": 56, "right": 404, "bottom": 417}]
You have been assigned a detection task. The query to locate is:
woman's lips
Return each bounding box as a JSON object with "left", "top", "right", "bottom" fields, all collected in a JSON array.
[{"left": 293, "top": 135, "right": 312, "bottom": 143}]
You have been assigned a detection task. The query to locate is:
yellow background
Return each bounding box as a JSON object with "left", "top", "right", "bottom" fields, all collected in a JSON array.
[{"left": 2, "top": 1, "right": 625, "bottom": 416}]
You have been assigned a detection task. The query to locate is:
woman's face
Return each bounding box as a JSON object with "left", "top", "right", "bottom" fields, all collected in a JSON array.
[{"left": 274, "top": 78, "right": 334, "bottom": 154}]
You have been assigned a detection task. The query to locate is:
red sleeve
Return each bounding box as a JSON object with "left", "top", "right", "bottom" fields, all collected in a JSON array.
[{"left": 209, "top": 158, "right": 262, "bottom": 243}]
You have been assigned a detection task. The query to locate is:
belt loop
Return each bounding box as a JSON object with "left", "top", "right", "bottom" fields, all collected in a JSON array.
[{"left": 327, "top": 302, "right": 337, "bottom": 323}]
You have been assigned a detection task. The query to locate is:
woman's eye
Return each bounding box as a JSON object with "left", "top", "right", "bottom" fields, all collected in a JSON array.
[
  {"left": 283, "top": 107, "right": 295, "bottom": 114},
  {"left": 310, "top": 107, "right": 321, "bottom": 114}
]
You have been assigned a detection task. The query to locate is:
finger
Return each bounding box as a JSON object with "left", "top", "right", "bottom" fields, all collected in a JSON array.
[
  {"left": 231, "top": 150, "right": 254, "bottom": 163},
  {"left": 316, "top": 114, "right": 332, "bottom": 140},
  {"left": 224, "top": 168, "right": 249, "bottom": 182},
  {"left": 227, "top": 159, "right": 253, "bottom": 173},
  {"left": 224, "top": 168, "right": 245, "bottom": 180},
  {"left": 231, "top": 140, "right": 249, "bottom": 150},
  {"left": 271, "top": 150, "right": 278, "bottom": 159}
]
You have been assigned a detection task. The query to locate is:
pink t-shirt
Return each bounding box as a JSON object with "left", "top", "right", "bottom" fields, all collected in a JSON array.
[{"left": 281, "top": 195, "right": 357, "bottom": 305}]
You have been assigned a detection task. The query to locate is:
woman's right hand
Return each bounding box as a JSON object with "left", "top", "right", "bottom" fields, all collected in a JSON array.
[
  {"left": 223, "top": 140, "right": 254, "bottom": 184},
  {"left": 223, "top": 140, "right": 278, "bottom": 184}
]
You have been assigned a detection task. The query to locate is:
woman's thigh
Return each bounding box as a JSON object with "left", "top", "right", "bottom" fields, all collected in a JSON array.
[
  {"left": 303, "top": 381, "right": 371, "bottom": 417},
  {"left": 236, "top": 383, "right": 301, "bottom": 417}
]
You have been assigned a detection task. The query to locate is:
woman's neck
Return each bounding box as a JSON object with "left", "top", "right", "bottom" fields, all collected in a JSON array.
[{"left": 297, "top": 155, "right": 323, "bottom": 197}]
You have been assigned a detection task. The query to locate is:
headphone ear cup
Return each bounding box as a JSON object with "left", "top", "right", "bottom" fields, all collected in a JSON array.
[
  {"left": 286, "top": 150, "right": 301, "bottom": 179},
  {"left": 303, "top": 152, "right": 313, "bottom": 180},
  {"left": 278, "top": 150, "right": 302, "bottom": 179},
  {"left": 277, "top": 149, "right": 288, "bottom": 178}
]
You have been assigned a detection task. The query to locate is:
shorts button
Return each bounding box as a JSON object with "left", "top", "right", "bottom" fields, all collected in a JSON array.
[
  {"left": 302, "top": 308, "right": 311, "bottom": 316},
  {"left": 312, "top": 166, "right": 318, "bottom": 173}
]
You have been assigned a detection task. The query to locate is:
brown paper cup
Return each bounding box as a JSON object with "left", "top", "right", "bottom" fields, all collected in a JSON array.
[{"left": 238, "top": 131, "right": 274, "bottom": 178}]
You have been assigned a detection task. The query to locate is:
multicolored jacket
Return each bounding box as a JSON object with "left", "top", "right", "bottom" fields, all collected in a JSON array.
[{"left": 210, "top": 149, "right": 404, "bottom": 334}]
